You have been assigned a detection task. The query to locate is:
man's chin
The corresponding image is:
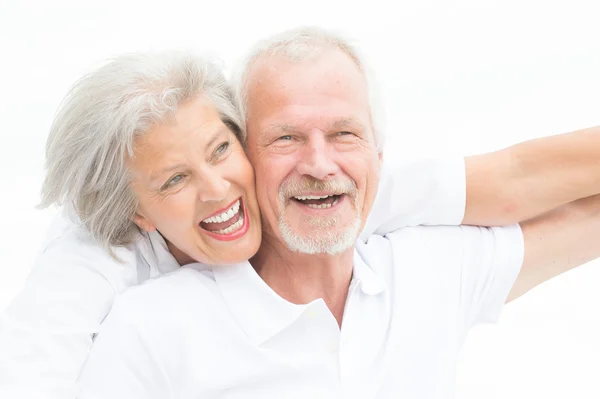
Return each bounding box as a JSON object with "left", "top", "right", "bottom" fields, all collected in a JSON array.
[{"left": 278, "top": 219, "right": 361, "bottom": 255}]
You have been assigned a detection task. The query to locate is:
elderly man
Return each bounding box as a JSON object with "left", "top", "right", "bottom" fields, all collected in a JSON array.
[{"left": 73, "top": 28, "right": 600, "bottom": 398}]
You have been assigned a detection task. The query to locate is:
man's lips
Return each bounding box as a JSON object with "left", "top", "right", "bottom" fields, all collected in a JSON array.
[{"left": 289, "top": 193, "right": 345, "bottom": 210}]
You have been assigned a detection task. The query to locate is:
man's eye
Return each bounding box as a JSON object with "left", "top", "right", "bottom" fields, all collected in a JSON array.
[
  {"left": 337, "top": 131, "right": 353, "bottom": 136},
  {"left": 278, "top": 135, "right": 293, "bottom": 141}
]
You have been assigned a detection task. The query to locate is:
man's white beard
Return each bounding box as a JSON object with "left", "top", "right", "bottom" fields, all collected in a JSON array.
[
  {"left": 278, "top": 213, "right": 361, "bottom": 255},
  {"left": 276, "top": 175, "right": 361, "bottom": 255}
]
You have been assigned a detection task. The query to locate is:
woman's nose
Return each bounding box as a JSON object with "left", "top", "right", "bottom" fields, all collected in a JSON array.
[{"left": 198, "top": 173, "right": 231, "bottom": 203}]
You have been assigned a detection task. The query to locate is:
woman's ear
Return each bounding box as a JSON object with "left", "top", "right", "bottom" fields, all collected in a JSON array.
[{"left": 133, "top": 212, "right": 157, "bottom": 232}]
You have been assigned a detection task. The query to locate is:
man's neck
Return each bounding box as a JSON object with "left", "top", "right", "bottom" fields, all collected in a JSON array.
[{"left": 250, "top": 233, "right": 354, "bottom": 327}]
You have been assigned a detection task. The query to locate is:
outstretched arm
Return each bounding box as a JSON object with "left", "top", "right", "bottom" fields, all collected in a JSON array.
[
  {"left": 508, "top": 193, "right": 600, "bottom": 302},
  {"left": 363, "top": 126, "right": 600, "bottom": 242},
  {"left": 465, "top": 126, "right": 600, "bottom": 226}
]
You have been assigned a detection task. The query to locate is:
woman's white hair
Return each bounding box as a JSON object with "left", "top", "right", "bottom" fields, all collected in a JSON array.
[
  {"left": 40, "top": 51, "right": 242, "bottom": 257},
  {"left": 231, "top": 26, "right": 386, "bottom": 151}
]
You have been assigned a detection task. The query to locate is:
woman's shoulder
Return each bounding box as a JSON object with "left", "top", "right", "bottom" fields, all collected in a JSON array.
[{"left": 33, "top": 209, "right": 164, "bottom": 294}]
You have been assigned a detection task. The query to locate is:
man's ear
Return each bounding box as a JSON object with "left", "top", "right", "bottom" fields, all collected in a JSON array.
[{"left": 133, "top": 212, "right": 157, "bottom": 232}]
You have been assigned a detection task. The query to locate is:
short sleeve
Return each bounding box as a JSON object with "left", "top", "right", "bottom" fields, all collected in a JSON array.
[
  {"left": 459, "top": 224, "right": 524, "bottom": 327},
  {"left": 360, "top": 157, "right": 466, "bottom": 243},
  {"left": 76, "top": 296, "right": 173, "bottom": 399}
]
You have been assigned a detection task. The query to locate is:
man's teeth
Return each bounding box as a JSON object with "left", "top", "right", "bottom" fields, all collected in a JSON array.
[
  {"left": 293, "top": 194, "right": 335, "bottom": 201},
  {"left": 202, "top": 200, "right": 241, "bottom": 223},
  {"left": 214, "top": 217, "right": 244, "bottom": 234},
  {"left": 299, "top": 197, "right": 340, "bottom": 209}
]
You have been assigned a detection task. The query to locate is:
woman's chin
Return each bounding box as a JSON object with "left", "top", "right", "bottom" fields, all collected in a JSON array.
[
  {"left": 165, "top": 218, "right": 262, "bottom": 266},
  {"left": 185, "top": 238, "right": 261, "bottom": 266}
]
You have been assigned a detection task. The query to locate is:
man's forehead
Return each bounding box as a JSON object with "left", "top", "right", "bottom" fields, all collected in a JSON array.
[
  {"left": 246, "top": 61, "right": 369, "bottom": 114},
  {"left": 246, "top": 49, "right": 365, "bottom": 90}
]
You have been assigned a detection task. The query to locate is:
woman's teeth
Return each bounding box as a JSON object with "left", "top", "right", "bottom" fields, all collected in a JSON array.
[
  {"left": 214, "top": 217, "right": 244, "bottom": 235},
  {"left": 202, "top": 200, "right": 241, "bottom": 224}
]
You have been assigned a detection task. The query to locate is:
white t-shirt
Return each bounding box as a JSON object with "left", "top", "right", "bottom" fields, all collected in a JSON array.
[
  {"left": 0, "top": 158, "right": 465, "bottom": 399},
  {"left": 77, "top": 224, "right": 524, "bottom": 399}
]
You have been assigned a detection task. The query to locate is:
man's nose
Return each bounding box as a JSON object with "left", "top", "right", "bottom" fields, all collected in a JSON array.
[
  {"left": 296, "top": 133, "right": 339, "bottom": 181},
  {"left": 198, "top": 171, "right": 231, "bottom": 203}
]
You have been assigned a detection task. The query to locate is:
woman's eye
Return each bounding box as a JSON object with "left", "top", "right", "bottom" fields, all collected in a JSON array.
[
  {"left": 215, "top": 141, "right": 230, "bottom": 155},
  {"left": 163, "top": 174, "right": 183, "bottom": 189}
]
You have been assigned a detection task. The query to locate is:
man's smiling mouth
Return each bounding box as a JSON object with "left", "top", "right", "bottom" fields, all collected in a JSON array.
[{"left": 291, "top": 194, "right": 342, "bottom": 209}]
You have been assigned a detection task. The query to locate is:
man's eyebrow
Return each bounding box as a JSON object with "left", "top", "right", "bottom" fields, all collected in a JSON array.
[
  {"left": 330, "top": 118, "right": 366, "bottom": 131},
  {"left": 263, "top": 123, "right": 298, "bottom": 135},
  {"left": 262, "top": 119, "right": 365, "bottom": 137}
]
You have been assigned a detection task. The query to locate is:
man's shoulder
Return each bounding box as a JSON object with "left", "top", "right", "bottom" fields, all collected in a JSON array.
[
  {"left": 385, "top": 224, "right": 463, "bottom": 238},
  {"left": 359, "top": 225, "right": 466, "bottom": 254},
  {"left": 357, "top": 224, "right": 522, "bottom": 278},
  {"left": 363, "top": 224, "right": 520, "bottom": 248},
  {"left": 357, "top": 225, "right": 467, "bottom": 273}
]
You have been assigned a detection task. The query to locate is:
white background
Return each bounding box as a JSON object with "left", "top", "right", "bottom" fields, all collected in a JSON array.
[{"left": 1, "top": 0, "right": 599, "bottom": 397}]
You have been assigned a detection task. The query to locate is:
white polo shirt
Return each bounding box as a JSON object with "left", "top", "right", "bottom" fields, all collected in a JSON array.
[
  {"left": 77, "top": 224, "right": 523, "bottom": 399},
  {"left": 0, "top": 158, "right": 466, "bottom": 399}
]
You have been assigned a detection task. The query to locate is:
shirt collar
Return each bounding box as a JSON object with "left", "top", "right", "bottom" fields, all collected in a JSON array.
[
  {"left": 213, "top": 248, "right": 386, "bottom": 345},
  {"left": 352, "top": 249, "right": 386, "bottom": 296},
  {"left": 136, "top": 231, "right": 181, "bottom": 276},
  {"left": 213, "top": 262, "right": 308, "bottom": 346}
]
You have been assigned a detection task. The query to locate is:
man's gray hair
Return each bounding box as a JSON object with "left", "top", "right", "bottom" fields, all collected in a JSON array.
[
  {"left": 40, "top": 51, "right": 243, "bottom": 256},
  {"left": 231, "top": 26, "right": 386, "bottom": 151}
]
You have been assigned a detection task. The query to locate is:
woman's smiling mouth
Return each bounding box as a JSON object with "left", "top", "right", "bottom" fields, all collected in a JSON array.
[{"left": 199, "top": 198, "right": 249, "bottom": 240}]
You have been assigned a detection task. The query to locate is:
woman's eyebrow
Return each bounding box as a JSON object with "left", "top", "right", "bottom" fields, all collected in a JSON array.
[
  {"left": 203, "top": 128, "right": 225, "bottom": 149},
  {"left": 150, "top": 163, "right": 187, "bottom": 182}
]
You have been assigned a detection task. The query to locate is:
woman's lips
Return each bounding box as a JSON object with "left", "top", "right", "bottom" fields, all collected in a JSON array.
[
  {"left": 200, "top": 210, "right": 242, "bottom": 232},
  {"left": 199, "top": 198, "right": 250, "bottom": 241}
]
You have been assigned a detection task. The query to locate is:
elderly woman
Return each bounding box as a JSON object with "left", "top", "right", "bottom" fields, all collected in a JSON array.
[
  {"left": 41, "top": 52, "right": 263, "bottom": 266},
  {"left": 1, "top": 30, "right": 584, "bottom": 396}
]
